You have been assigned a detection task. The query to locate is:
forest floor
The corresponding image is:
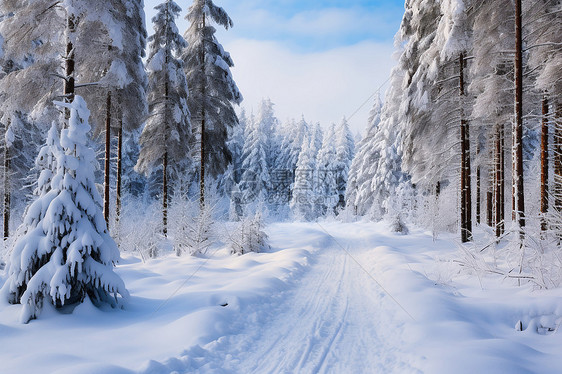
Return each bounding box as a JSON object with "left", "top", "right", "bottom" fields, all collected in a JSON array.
[{"left": 1, "top": 221, "right": 562, "bottom": 373}]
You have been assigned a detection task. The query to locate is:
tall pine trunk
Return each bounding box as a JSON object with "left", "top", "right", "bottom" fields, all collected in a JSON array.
[
  {"left": 494, "top": 124, "right": 505, "bottom": 237},
  {"left": 116, "top": 112, "right": 123, "bottom": 224},
  {"left": 64, "top": 14, "right": 76, "bottom": 113},
  {"left": 476, "top": 141, "right": 481, "bottom": 224},
  {"left": 541, "top": 95, "right": 549, "bottom": 231},
  {"left": 103, "top": 91, "right": 111, "bottom": 225},
  {"left": 3, "top": 123, "right": 10, "bottom": 240},
  {"left": 163, "top": 151, "right": 168, "bottom": 237},
  {"left": 199, "top": 16, "right": 206, "bottom": 210},
  {"left": 513, "top": 0, "right": 525, "bottom": 236},
  {"left": 460, "top": 52, "right": 472, "bottom": 242},
  {"left": 555, "top": 104, "right": 562, "bottom": 213}
]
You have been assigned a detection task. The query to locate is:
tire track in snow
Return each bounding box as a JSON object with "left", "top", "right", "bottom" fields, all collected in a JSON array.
[{"left": 228, "top": 229, "right": 418, "bottom": 374}]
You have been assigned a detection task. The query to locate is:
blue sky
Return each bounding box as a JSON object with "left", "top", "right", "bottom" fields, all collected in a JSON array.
[{"left": 145, "top": 0, "right": 406, "bottom": 134}]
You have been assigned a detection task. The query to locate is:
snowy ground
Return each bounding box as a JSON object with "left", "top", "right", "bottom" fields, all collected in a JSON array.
[{"left": 1, "top": 221, "right": 562, "bottom": 373}]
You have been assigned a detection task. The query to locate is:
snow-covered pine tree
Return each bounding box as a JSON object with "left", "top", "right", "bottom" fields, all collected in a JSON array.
[
  {"left": 316, "top": 124, "right": 339, "bottom": 217},
  {"left": 273, "top": 117, "right": 309, "bottom": 206},
  {"left": 239, "top": 112, "right": 270, "bottom": 210},
  {"left": 346, "top": 96, "right": 383, "bottom": 216},
  {"left": 230, "top": 211, "right": 269, "bottom": 255},
  {"left": 334, "top": 117, "right": 355, "bottom": 210},
  {"left": 225, "top": 109, "right": 246, "bottom": 220},
  {"left": 525, "top": 0, "right": 562, "bottom": 232},
  {"left": 136, "top": 0, "right": 191, "bottom": 237},
  {"left": 5, "top": 96, "right": 128, "bottom": 323},
  {"left": 290, "top": 135, "right": 317, "bottom": 221},
  {"left": 256, "top": 98, "right": 281, "bottom": 173},
  {"left": 183, "top": 0, "right": 242, "bottom": 207},
  {"left": 469, "top": 0, "right": 515, "bottom": 236}
]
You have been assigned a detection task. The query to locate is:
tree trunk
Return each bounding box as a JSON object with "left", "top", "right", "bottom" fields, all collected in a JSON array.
[
  {"left": 163, "top": 151, "right": 168, "bottom": 237},
  {"left": 541, "top": 95, "right": 549, "bottom": 231},
  {"left": 103, "top": 91, "right": 111, "bottom": 225},
  {"left": 476, "top": 141, "right": 481, "bottom": 225},
  {"left": 555, "top": 103, "right": 562, "bottom": 213},
  {"left": 199, "top": 16, "right": 207, "bottom": 210},
  {"left": 460, "top": 52, "right": 472, "bottom": 242},
  {"left": 513, "top": 0, "right": 525, "bottom": 236},
  {"left": 116, "top": 112, "right": 123, "bottom": 224},
  {"left": 3, "top": 126, "right": 10, "bottom": 241},
  {"left": 64, "top": 14, "right": 76, "bottom": 116},
  {"left": 494, "top": 125, "right": 502, "bottom": 237},
  {"left": 487, "top": 189, "right": 493, "bottom": 227}
]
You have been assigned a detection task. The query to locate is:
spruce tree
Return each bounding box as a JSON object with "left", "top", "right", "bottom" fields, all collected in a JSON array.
[
  {"left": 5, "top": 96, "right": 128, "bottom": 323},
  {"left": 183, "top": 0, "right": 242, "bottom": 207},
  {"left": 136, "top": 0, "right": 191, "bottom": 236}
]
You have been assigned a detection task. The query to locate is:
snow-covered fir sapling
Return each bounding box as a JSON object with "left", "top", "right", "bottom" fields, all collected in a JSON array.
[
  {"left": 183, "top": 201, "right": 216, "bottom": 256},
  {"left": 4, "top": 96, "right": 128, "bottom": 323},
  {"left": 230, "top": 211, "right": 269, "bottom": 255}
]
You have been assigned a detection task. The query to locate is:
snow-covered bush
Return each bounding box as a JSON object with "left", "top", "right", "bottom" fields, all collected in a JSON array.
[
  {"left": 180, "top": 203, "right": 216, "bottom": 256},
  {"left": 117, "top": 199, "right": 162, "bottom": 260},
  {"left": 4, "top": 97, "right": 128, "bottom": 323},
  {"left": 230, "top": 212, "right": 269, "bottom": 255}
]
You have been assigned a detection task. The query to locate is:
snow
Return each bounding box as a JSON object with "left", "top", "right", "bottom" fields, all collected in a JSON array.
[{"left": 1, "top": 221, "right": 562, "bottom": 372}]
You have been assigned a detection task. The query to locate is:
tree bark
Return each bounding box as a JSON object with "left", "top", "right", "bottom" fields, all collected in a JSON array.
[
  {"left": 541, "top": 95, "right": 549, "bottom": 231},
  {"left": 476, "top": 141, "right": 481, "bottom": 224},
  {"left": 513, "top": 0, "right": 525, "bottom": 236},
  {"left": 555, "top": 103, "right": 562, "bottom": 212},
  {"left": 3, "top": 123, "right": 10, "bottom": 241},
  {"left": 199, "top": 16, "right": 207, "bottom": 211},
  {"left": 460, "top": 52, "right": 472, "bottom": 242},
  {"left": 116, "top": 112, "right": 123, "bottom": 224},
  {"left": 163, "top": 151, "right": 168, "bottom": 237},
  {"left": 64, "top": 14, "right": 76, "bottom": 118},
  {"left": 103, "top": 91, "right": 111, "bottom": 225},
  {"left": 494, "top": 125, "right": 503, "bottom": 237}
]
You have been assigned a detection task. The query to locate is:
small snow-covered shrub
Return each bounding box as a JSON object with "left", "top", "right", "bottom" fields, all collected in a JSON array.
[
  {"left": 181, "top": 202, "right": 216, "bottom": 256},
  {"left": 230, "top": 212, "right": 269, "bottom": 255}
]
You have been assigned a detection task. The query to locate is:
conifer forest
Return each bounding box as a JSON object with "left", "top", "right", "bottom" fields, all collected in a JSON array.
[{"left": 0, "top": 0, "right": 561, "bottom": 373}]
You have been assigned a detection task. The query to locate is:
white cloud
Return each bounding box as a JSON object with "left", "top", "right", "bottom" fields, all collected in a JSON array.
[{"left": 225, "top": 39, "right": 396, "bottom": 135}]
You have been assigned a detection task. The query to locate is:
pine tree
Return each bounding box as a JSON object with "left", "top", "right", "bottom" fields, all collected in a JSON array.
[
  {"left": 316, "top": 124, "right": 339, "bottom": 216},
  {"left": 5, "top": 96, "right": 128, "bottom": 323},
  {"left": 136, "top": 0, "right": 191, "bottom": 237},
  {"left": 346, "top": 96, "right": 382, "bottom": 215},
  {"left": 239, "top": 113, "right": 270, "bottom": 208},
  {"left": 334, "top": 117, "right": 355, "bottom": 209},
  {"left": 183, "top": 0, "right": 242, "bottom": 207},
  {"left": 290, "top": 135, "right": 317, "bottom": 221}
]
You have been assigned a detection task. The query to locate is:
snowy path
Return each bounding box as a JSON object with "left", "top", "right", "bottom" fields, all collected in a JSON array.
[
  {"left": 158, "top": 223, "right": 420, "bottom": 374},
  {"left": 229, "top": 227, "right": 415, "bottom": 374}
]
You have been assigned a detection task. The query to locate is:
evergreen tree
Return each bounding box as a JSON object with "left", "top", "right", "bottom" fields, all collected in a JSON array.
[
  {"left": 290, "top": 135, "right": 317, "bottom": 221},
  {"left": 136, "top": 0, "right": 191, "bottom": 236},
  {"left": 239, "top": 112, "right": 270, "bottom": 208},
  {"left": 183, "top": 0, "right": 242, "bottom": 206},
  {"left": 334, "top": 117, "right": 355, "bottom": 209},
  {"left": 5, "top": 96, "right": 128, "bottom": 323},
  {"left": 346, "top": 96, "right": 383, "bottom": 216},
  {"left": 316, "top": 124, "right": 338, "bottom": 216}
]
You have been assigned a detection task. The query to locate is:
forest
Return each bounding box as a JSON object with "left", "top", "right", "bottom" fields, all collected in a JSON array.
[{"left": 0, "top": 0, "right": 561, "bottom": 372}]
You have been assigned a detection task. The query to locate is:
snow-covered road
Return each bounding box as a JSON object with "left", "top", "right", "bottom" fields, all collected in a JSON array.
[{"left": 229, "top": 226, "right": 416, "bottom": 373}]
